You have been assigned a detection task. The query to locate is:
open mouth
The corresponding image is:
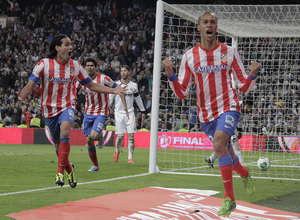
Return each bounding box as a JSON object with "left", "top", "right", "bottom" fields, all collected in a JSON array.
[{"left": 207, "top": 31, "right": 213, "bottom": 35}]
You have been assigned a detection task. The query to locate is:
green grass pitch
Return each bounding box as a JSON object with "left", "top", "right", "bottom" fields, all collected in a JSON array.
[{"left": 0, "top": 144, "right": 299, "bottom": 219}]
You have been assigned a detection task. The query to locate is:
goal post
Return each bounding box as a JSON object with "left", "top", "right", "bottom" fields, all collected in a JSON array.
[{"left": 149, "top": 1, "right": 300, "bottom": 181}]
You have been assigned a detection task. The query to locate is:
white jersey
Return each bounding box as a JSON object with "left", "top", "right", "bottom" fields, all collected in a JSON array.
[{"left": 109, "top": 80, "right": 145, "bottom": 114}]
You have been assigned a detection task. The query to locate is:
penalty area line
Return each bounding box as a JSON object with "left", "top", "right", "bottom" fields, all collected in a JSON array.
[{"left": 0, "top": 172, "right": 150, "bottom": 197}]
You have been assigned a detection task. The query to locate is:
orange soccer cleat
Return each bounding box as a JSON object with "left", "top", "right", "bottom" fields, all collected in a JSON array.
[
  {"left": 113, "top": 151, "right": 119, "bottom": 162},
  {"left": 128, "top": 158, "right": 134, "bottom": 164}
]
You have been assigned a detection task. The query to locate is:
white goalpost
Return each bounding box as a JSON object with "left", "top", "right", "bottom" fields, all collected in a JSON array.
[{"left": 149, "top": 0, "right": 300, "bottom": 181}]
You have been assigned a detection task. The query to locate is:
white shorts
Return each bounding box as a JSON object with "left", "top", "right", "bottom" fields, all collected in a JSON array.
[{"left": 115, "top": 111, "right": 136, "bottom": 135}]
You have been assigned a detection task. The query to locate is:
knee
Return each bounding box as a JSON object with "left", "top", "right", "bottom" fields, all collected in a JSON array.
[
  {"left": 213, "top": 142, "right": 228, "bottom": 156},
  {"left": 60, "top": 130, "right": 70, "bottom": 138},
  {"left": 90, "top": 133, "right": 100, "bottom": 140}
]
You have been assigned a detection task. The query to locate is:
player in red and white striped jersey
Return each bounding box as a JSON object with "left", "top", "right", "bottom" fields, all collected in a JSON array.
[
  {"left": 77, "top": 58, "right": 118, "bottom": 172},
  {"left": 162, "top": 12, "right": 260, "bottom": 216},
  {"left": 19, "top": 34, "right": 126, "bottom": 187}
]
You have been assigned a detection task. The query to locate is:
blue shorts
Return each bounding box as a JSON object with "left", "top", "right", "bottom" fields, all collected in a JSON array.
[
  {"left": 44, "top": 108, "right": 76, "bottom": 142},
  {"left": 200, "top": 111, "right": 240, "bottom": 144},
  {"left": 83, "top": 114, "right": 108, "bottom": 136}
]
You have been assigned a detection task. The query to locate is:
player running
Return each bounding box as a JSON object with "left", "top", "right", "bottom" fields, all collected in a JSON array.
[
  {"left": 162, "top": 12, "right": 259, "bottom": 216},
  {"left": 77, "top": 58, "right": 125, "bottom": 171},
  {"left": 19, "top": 34, "right": 126, "bottom": 187}
]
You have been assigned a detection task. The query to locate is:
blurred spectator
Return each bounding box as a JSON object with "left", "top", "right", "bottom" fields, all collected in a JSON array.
[
  {"left": 144, "top": 93, "right": 151, "bottom": 114},
  {"left": 103, "top": 63, "right": 116, "bottom": 81},
  {"left": 111, "top": 55, "right": 120, "bottom": 74},
  {"left": 22, "top": 107, "right": 34, "bottom": 127},
  {"left": 7, "top": 0, "right": 20, "bottom": 16}
]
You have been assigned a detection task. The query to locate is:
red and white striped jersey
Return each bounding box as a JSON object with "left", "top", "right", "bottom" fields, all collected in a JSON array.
[
  {"left": 169, "top": 41, "right": 257, "bottom": 123},
  {"left": 78, "top": 73, "right": 116, "bottom": 116},
  {"left": 30, "top": 58, "right": 91, "bottom": 118}
]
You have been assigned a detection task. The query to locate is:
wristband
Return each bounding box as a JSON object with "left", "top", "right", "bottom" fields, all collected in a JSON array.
[{"left": 168, "top": 72, "right": 177, "bottom": 82}]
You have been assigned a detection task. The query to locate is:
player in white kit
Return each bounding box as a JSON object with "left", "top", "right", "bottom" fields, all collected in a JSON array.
[{"left": 110, "top": 65, "right": 146, "bottom": 164}]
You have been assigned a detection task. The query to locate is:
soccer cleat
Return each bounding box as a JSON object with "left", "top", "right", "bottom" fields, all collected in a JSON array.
[
  {"left": 97, "top": 135, "right": 104, "bottom": 149},
  {"left": 128, "top": 158, "right": 134, "bottom": 164},
  {"left": 217, "top": 197, "right": 236, "bottom": 217},
  {"left": 55, "top": 173, "right": 64, "bottom": 187},
  {"left": 113, "top": 151, "right": 119, "bottom": 162},
  {"left": 205, "top": 156, "right": 214, "bottom": 168},
  {"left": 241, "top": 166, "right": 255, "bottom": 195},
  {"left": 67, "top": 164, "right": 77, "bottom": 188},
  {"left": 88, "top": 165, "right": 99, "bottom": 172}
]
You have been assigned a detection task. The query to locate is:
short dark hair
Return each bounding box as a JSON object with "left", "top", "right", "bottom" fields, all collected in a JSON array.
[
  {"left": 47, "top": 34, "right": 69, "bottom": 58},
  {"left": 85, "top": 58, "right": 97, "bottom": 67},
  {"left": 121, "top": 65, "right": 131, "bottom": 71}
]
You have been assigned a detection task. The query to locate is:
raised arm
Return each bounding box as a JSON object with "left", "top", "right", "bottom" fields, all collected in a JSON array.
[
  {"left": 232, "top": 49, "right": 260, "bottom": 93},
  {"left": 162, "top": 57, "right": 192, "bottom": 100}
]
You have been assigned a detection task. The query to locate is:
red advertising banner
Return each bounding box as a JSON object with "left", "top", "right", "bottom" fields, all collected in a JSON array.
[
  {"left": 0, "top": 128, "right": 34, "bottom": 144},
  {"left": 1, "top": 128, "right": 298, "bottom": 154},
  {"left": 157, "top": 132, "right": 213, "bottom": 150},
  {"left": 135, "top": 132, "right": 266, "bottom": 152}
]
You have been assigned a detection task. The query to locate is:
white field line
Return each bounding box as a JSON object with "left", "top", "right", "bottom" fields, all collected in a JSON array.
[{"left": 0, "top": 172, "right": 150, "bottom": 197}]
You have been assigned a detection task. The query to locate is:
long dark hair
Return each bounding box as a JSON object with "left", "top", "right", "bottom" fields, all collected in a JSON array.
[{"left": 47, "top": 34, "right": 68, "bottom": 58}]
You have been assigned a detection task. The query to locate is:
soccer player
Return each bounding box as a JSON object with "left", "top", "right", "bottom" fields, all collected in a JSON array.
[
  {"left": 19, "top": 34, "right": 126, "bottom": 188},
  {"left": 205, "top": 132, "right": 244, "bottom": 168},
  {"left": 109, "top": 65, "right": 146, "bottom": 164},
  {"left": 78, "top": 58, "right": 121, "bottom": 172},
  {"left": 162, "top": 12, "right": 260, "bottom": 217}
]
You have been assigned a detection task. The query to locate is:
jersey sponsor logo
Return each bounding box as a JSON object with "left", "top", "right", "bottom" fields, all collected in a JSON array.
[
  {"left": 193, "top": 59, "right": 200, "bottom": 63},
  {"left": 195, "top": 64, "right": 227, "bottom": 75},
  {"left": 49, "top": 77, "right": 73, "bottom": 84}
]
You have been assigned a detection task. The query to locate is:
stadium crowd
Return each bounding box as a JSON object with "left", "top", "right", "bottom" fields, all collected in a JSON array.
[{"left": 0, "top": 0, "right": 299, "bottom": 136}]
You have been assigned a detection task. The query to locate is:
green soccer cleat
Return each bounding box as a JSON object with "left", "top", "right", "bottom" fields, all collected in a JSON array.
[
  {"left": 55, "top": 173, "right": 64, "bottom": 187},
  {"left": 97, "top": 134, "right": 104, "bottom": 149},
  {"left": 67, "top": 164, "right": 77, "bottom": 188},
  {"left": 217, "top": 197, "right": 236, "bottom": 217},
  {"left": 241, "top": 166, "right": 255, "bottom": 195},
  {"left": 205, "top": 156, "right": 214, "bottom": 168}
]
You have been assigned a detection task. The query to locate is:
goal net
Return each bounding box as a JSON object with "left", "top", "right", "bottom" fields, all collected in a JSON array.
[{"left": 149, "top": 1, "right": 300, "bottom": 181}]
